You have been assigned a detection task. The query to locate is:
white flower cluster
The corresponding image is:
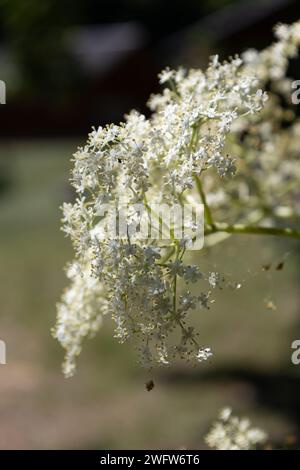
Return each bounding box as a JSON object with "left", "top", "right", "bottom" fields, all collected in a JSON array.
[
  {"left": 54, "top": 259, "right": 107, "bottom": 377},
  {"left": 54, "top": 20, "right": 300, "bottom": 377},
  {"left": 243, "top": 21, "right": 300, "bottom": 82},
  {"left": 203, "top": 20, "right": 300, "bottom": 226},
  {"left": 150, "top": 56, "right": 267, "bottom": 184},
  {"left": 205, "top": 408, "right": 267, "bottom": 450}
]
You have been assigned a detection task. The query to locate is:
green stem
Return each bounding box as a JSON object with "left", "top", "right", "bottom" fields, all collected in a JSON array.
[
  {"left": 172, "top": 242, "right": 180, "bottom": 312},
  {"left": 205, "top": 222, "right": 300, "bottom": 240},
  {"left": 193, "top": 174, "right": 215, "bottom": 228}
]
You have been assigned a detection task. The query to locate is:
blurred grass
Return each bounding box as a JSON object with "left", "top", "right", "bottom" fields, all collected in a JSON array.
[{"left": 0, "top": 139, "right": 300, "bottom": 449}]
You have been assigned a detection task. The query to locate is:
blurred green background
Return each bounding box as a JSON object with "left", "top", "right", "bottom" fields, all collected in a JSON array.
[{"left": 1, "top": 0, "right": 300, "bottom": 450}]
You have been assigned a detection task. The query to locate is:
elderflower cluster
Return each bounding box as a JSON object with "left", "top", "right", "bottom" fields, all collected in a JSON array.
[
  {"left": 205, "top": 408, "right": 267, "bottom": 450},
  {"left": 201, "top": 20, "right": 300, "bottom": 226},
  {"left": 54, "top": 258, "right": 107, "bottom": 377},
  {"left": 55, "top": 19, "right": 300, "bottom": 377}
]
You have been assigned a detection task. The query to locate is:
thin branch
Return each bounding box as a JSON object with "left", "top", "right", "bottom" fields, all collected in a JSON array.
[
  {"left": 205, "top": 222, "right": 300, "bottom": 241},
  {"left": 193, "top": 174, "right": 215, "bottom": 228}
]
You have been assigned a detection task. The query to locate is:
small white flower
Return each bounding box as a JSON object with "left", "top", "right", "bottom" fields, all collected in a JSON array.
[
  {"left": 158, "top": 67, "right": 175, "bottom": 84},
  {"left": 205, "top": 408, "right": 268, "bottom": 450},
  {"left": 196, "top": 347, "right": 213, "bottom": 362},
  {"left": 220, "top": 407, "right": 232, "bottom": 421}
]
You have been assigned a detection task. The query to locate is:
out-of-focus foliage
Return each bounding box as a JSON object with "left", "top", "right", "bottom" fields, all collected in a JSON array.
[
  {"left": 0, "top": 0, "right": 82, "bottom": 98},
  {"left": 0, "top": 0, "right": 239, "bottom": 98}
]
